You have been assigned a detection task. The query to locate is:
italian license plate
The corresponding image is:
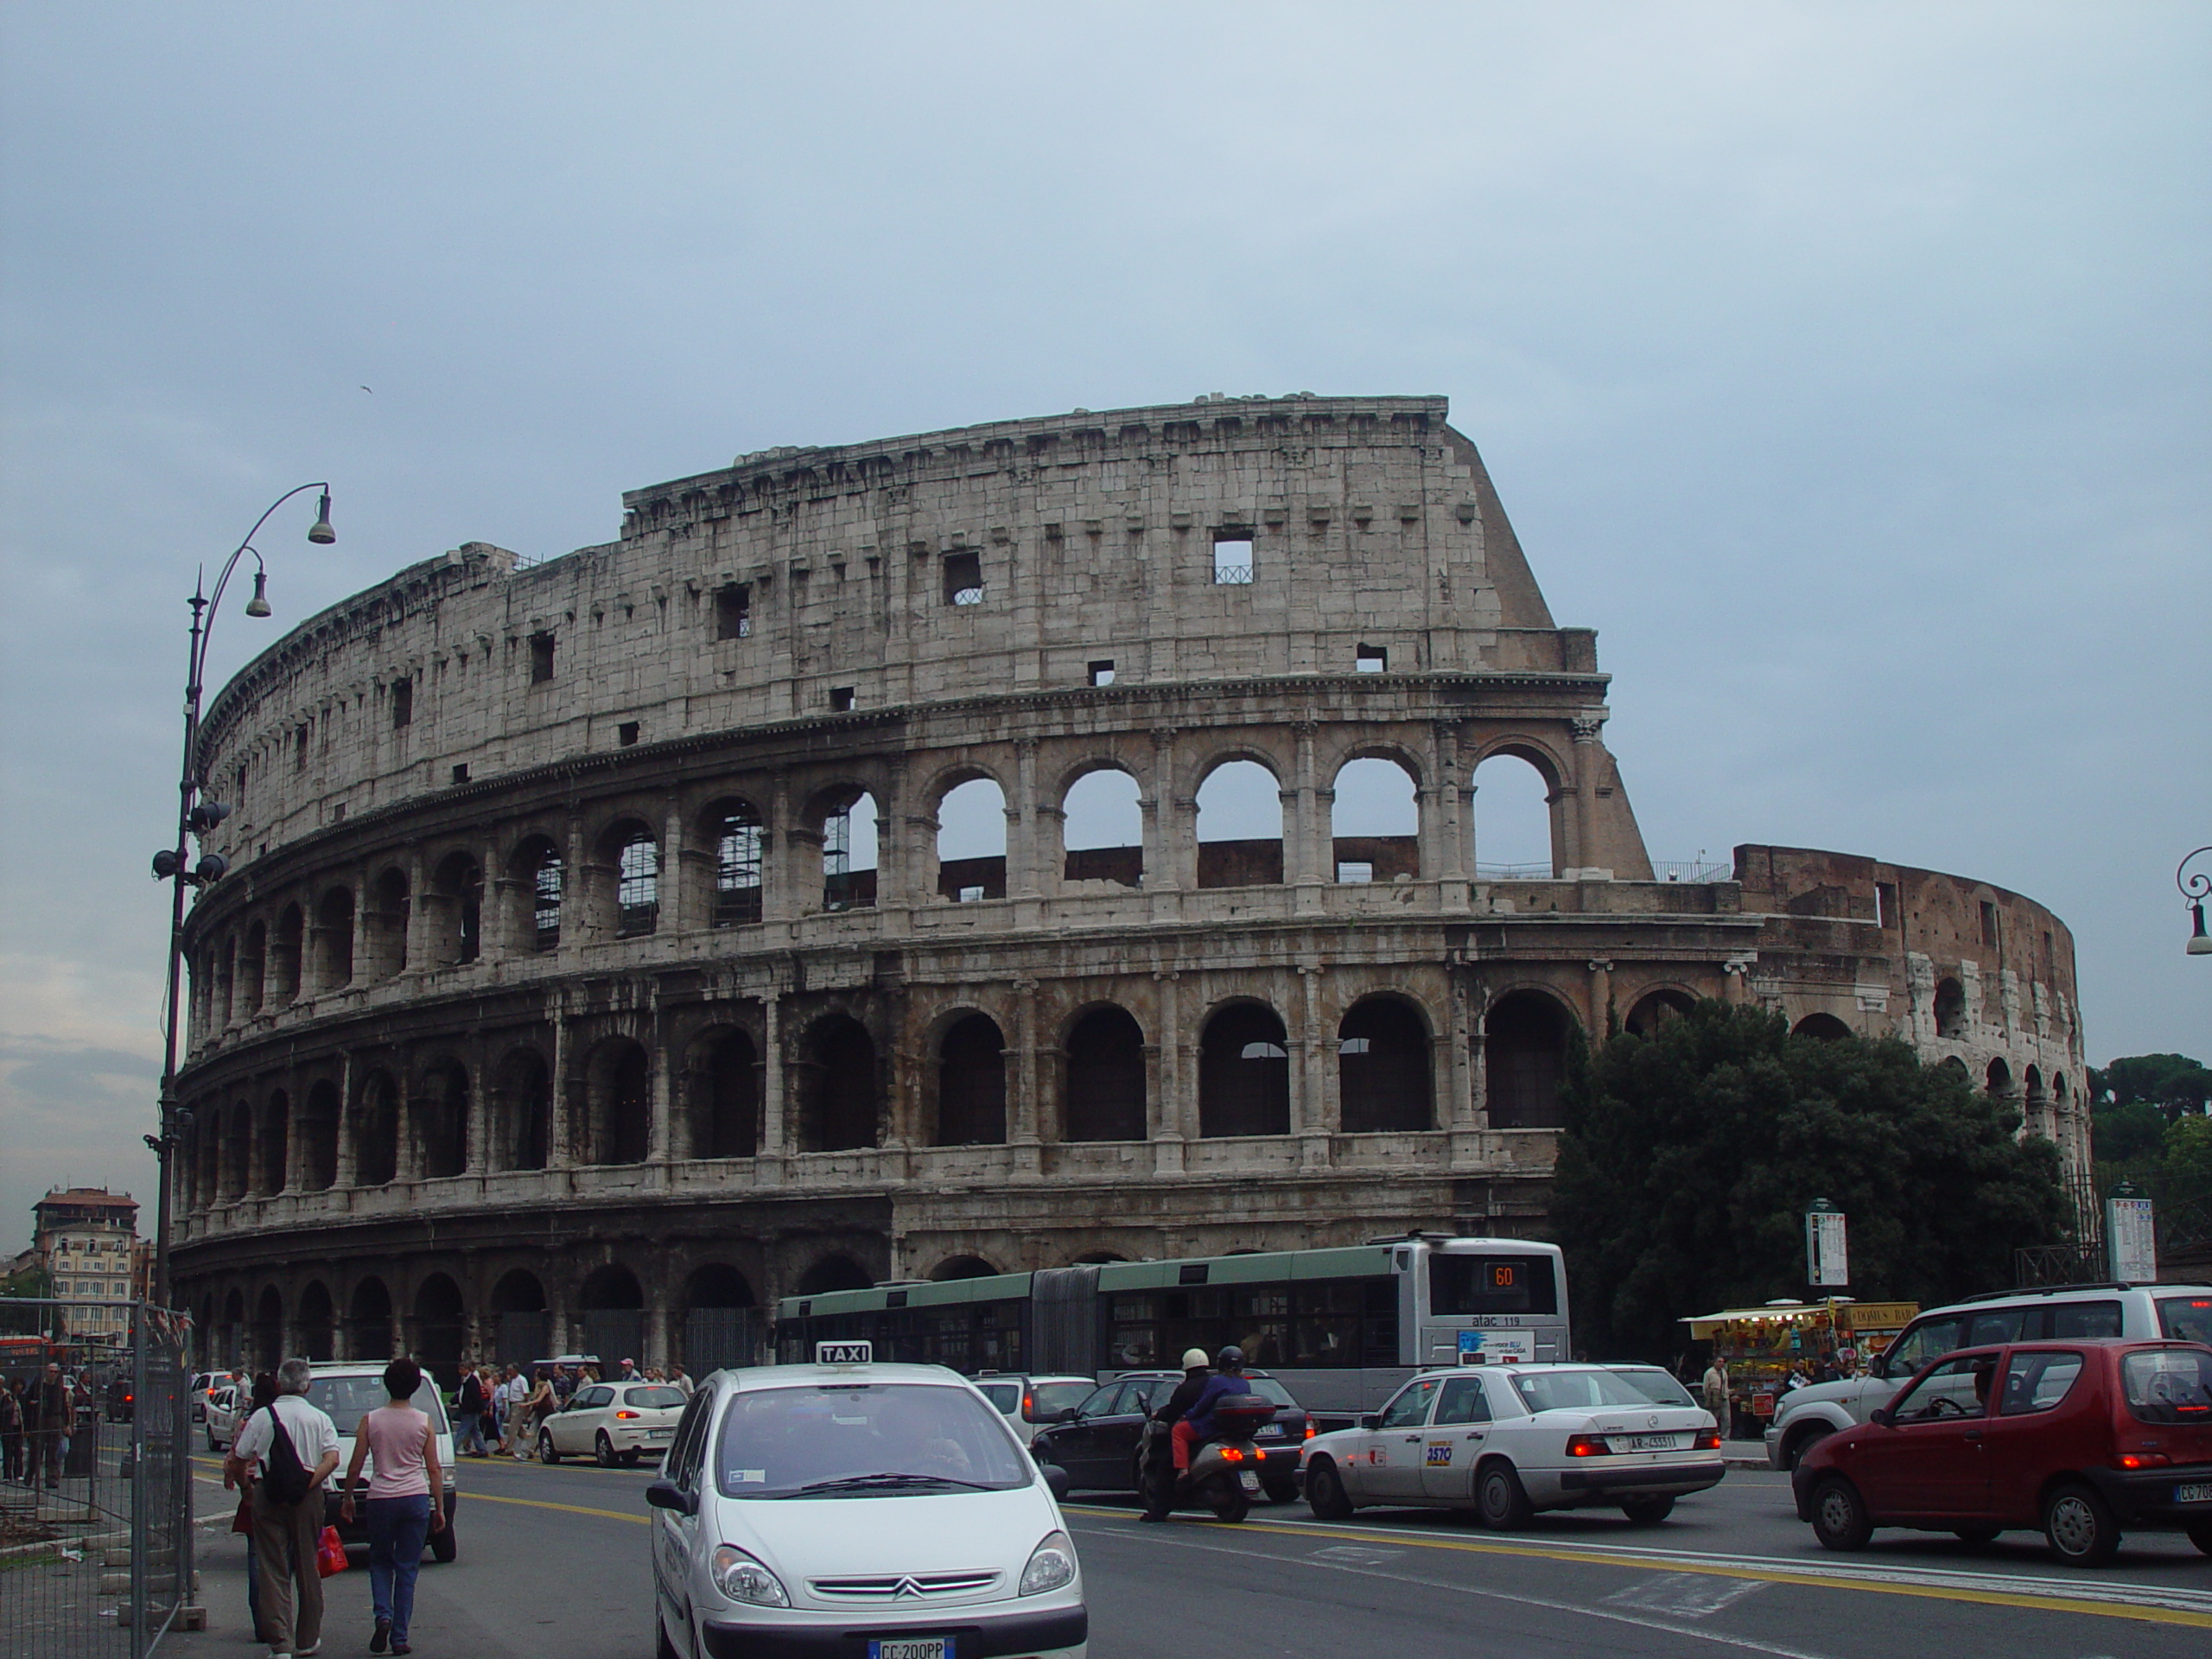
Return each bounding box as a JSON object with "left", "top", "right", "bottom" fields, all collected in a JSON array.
[
  {"left": 2176, "top": 1482, "right": 2212, "bottom": 1503},
  {"left": 1238, "top": 1470, "right": 1262, "bottom": 1493},
  {"left": 868, "top": 1640, "right": 950, "bottom": 1659},
  {"left": 647, "top": 1428, "right": 672, "bottom": 1438},
  {"left": 1619, "top": 1434, "right": 1681, "bottom": 1452},
  {"left": 1257, "top": 1424, "right": 1284, "bottom": 1437}
]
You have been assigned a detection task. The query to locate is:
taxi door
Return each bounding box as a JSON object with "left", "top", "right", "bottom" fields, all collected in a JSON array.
[
  {"left": 653, "top": 1391, "right": 712, "bottom": 1659},
  {"left": 1419, "top": 1374, "right": 1493, "bottom": 1502},
  {"left": 1347, "top": 1377, "right": 1440, "bottom": 1503}
]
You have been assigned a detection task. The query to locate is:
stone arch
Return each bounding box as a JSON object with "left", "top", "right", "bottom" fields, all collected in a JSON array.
[
  {"left": 687, "top": 1028, "right": 760, "bottom": 1159},
  {"left": 929, "top": 1255, "right": 999, "bottom": 1281},
  {"left": 509, "top": 834, "right": 563, "bottom": 953},
  {"left": 414, "top": 1058, "right": 471, "bottom": 1179},
  {"left": 489, "top": 1046, "right": 551, "bottom": 1172},
  {"left": 1985, "top": 1056, "right": 2014, "bottom": 1096},
  {"left": 413, "top": 1273, "right": 467, "bottom": 1385},
  {"left": 1484, "top": 988, "right": 1576, "bottom": 1128},
  {"left": 1471, "top": 747, "right": 1560, "bottom": 878},
  {"left": 1626, "top": 988, "right": 1700, "bottom": 1039},
  {"left": 296, "top": 1280, "right": 335, "bottom": 1362},
  {"left": 933, "top": 774, "right": 1008, "bottom": 904},
  {"left": 300, "top": 1078, "right": 340, "bottom": 1190},
  {"left": 363, "top": 865, "right": 410, "bottom": 980},
  {"left": 683, "top": 1263, "right": 760, "bottom": 1375},
  {"left": 253, "top": 1285, "right": 283, "bottom": 1370},
  {"left": 1329, "top": 755, "right": 1421, "bottom": 883},
  {"left": 427, "top": 849, "right": 484, "bottom": 967},
  {"left": 221, "top": 1287, "right": 246, "bottom": 1370},
  {"left": 1198, "top": 1001, "right": 1291, "bottom": 1137},
  {"left": 598, "top": 817, "right": 661, "bottom": 939},
  {"left": 1061, "top": 766, "right": 1143, "bottom": 887},
  {"left": 221, "top": 1099, "right": 252, "bottom": 1201},
  {"left": 270, "top": 903, "right": 303, "bottom": 1004},
  {"left": 797, "top": 1255, "right": 871, "bottom": 1295},
  {"left": 346, "top": 1276, "right": 394, "bottom": 1361},
  {"left": 1792, "top": 1012, "right": 1853, "bottom": 1042},
  {"left": 795, "top": 1014, "right": 879, "bottom": 1152},
  {"left": 1195, "top": 758, "right": 1284, "bottom": 888},
  {"left": 353, "top": 1069, "right": 400, "bottom": 1187},
  {"left": 239, "top": 920, "right": 267, "bottom": 1016},
  {"left": 215, "top": 933, "right": 236, "bottom": 1028},
  {"left": 1338, "top": 995, "right": 1433, "bottom": 1133},
  {"left": 578, "top": 1036, "right": 651, "bottom": 1166},
  {"left": 490, "top": 1268, "right": 549, "bottom": 1370},
  {"left": 812, "top": 786, "right": 880, "bottom": 912},
  {"left": 255, "top": 1089, "right": 290, "bottom": 1195},
  {"left": 313, "top": 886, "right": 354, "bottom": 991},
  {"left": 1933, "top": 976, "right": 1968, "bottom": 1039},
  {"left": 1063, "top": 1005, "right": 1147, "bottom": 1142},
  {"left": 1937, "top": 1055, "right": 1972, "bottom": 1083},
  {"left": 700, "top": 797, "right": 766, "bottom": 926},
  {"left": 578, "top": 1262, "right": 645, "bottom": 1370},
  {"left": 934, "top": 1012, "right": 1007, "bottom": 1146}
]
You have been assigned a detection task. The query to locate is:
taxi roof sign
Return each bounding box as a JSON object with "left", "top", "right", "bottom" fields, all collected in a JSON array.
[{"left": 816, "top": 1340, "right": 873, "bottom": 1367}]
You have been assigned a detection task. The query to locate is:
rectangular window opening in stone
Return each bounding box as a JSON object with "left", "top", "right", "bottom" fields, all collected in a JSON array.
[
  {"left": 1876, "top": 880, "right": 1897, "bottom": 930},
  {"left": 1212, "top": 534, "right": 1254, "bottom": 585},
  {"left": 530, "top": 632, "right": 556, "bottom": 683},
  {"left": 1980, "top": 900, "right": 1999, "bottom": 948},
  {"left": 830, "top": 686, "right": 855, "bottom": 712},
  {"left": 944, "top": 550, "right": 983, "bottom": 606},
  {"left": 451, "top": 764, "right": 469, "bottom": 785},
  {"left": 715, "top": 582, "right": 752, "bottom": 639},
  {"left": 391, "top": 677, "right": 412, "bottom": 728},
  {"left": 618, "top": 721, "right": 640, "bottom": 747},
  {"left": 1088, "top": 659, "right": 1116, "bottom": 686},
  {"left": 296, "top": 723, "right": 310, "bottom": 771},
  {"left": 1337, "top": 861, "right": 1374, "bottom": 884},
  {"left": 1356, "top": 643, "right": 1387, "bottom": 673}
]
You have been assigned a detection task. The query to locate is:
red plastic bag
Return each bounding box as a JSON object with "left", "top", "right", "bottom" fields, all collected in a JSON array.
[{"left": 315, "top": 1525, "right": 348, "bottom": 1579}]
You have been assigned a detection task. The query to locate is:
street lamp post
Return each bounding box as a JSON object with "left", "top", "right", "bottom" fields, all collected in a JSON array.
[
  {"left": 2182, "top": 847, "right": 2212, "bottom": 957},
  {"left": 149, "top": 485, "right": 334, "bottom": 1310}
]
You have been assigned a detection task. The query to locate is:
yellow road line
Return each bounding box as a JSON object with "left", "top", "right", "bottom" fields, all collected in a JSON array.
[
  {"left": 461, "top": 1489, "right": 647, "bottom": 1525},
  {"left": 1069, "top": 1510, "right": 2212, "bottom": 1630}
]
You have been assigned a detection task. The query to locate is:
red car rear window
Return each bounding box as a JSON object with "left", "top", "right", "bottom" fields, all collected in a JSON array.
[{"left": 2120, "top": 1350, "right": 2212, "bottom": 1425}]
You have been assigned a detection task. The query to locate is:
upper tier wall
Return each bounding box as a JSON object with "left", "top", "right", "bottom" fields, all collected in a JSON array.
[{"left": 194, "top": 396, "right": 1587, "bottom": 861}]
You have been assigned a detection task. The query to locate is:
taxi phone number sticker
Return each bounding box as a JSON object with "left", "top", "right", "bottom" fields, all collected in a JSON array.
[{"left": 868, "top": 1640, "right": 951, "bottom": 1659}]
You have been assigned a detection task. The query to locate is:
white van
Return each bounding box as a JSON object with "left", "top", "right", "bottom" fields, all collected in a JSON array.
[{"left": 1765, "top": 1282, "right": 2212, "bottom": 1470}]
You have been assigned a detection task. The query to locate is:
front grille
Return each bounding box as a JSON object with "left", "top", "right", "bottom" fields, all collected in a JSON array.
[{"left": 809, "top": 1570, "right": 1001, "bottom": 1600}]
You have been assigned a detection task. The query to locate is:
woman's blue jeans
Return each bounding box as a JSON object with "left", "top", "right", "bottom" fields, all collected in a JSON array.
[{"left": 365, "top": 1494, "right": 432, "bottom": 1642}]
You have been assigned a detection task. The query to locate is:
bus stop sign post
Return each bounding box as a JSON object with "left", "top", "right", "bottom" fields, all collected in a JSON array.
[
  {"left": 2107, "top": 1183, "right": 2158, "bottom": 1281},
  {"left": 1806, "top": 1199, "right": 1849, "bottom": 1290}
]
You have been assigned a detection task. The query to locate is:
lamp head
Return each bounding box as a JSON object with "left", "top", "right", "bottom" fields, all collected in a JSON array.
[
  {"left": 2190, "top": 899, "right": 2211, "bottom": 957},
  {"left": 308, "top": 491, "right": 336, "bottom": 544},
  {"left": 244, "top": 569, "right": 271, "bottom": 618}
]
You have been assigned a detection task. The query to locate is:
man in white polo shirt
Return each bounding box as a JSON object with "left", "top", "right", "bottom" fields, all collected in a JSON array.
[{"left": 225, "top": 1358, "right": 341, "bottom": 1659}]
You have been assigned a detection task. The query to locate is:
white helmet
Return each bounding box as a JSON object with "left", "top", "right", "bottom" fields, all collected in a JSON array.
[{"left": 1180, "top": 1348, "right": 1211, "bottom": 1370}]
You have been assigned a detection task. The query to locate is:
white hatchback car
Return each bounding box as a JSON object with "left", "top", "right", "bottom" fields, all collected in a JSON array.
[
  {"left": 203, "top": 1382, "right": 244, "bottom": 1450},
  {"left": 648, "top": 1345, "right": 1086, "bottom": 1659},
  {"left": 1300, "top": 1363, "right": 1724, "bottom": 1528},
  {"left": 538, "top": 1381, "right": 688, "bottom": 1466}
]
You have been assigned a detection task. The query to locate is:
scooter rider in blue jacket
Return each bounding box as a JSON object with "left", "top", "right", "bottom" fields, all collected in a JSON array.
[{"left": 1181, "top": 1346, "right": 1249, "bottom": 1446}]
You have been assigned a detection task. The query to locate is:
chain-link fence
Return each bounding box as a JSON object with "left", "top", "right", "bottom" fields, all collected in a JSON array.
[{"left": 2, "top": 1298, "right": 194, "bottom": 1659}]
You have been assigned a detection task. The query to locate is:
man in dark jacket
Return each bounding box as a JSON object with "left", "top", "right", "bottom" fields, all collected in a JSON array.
[
  {"left": 1139, "top": 1349, "right": 1218, "bottom": 1522},
  {"left": 455, "top": 1364, "right": 489, "bottom": 1456},
  {"left": 25, "top": 1362, "right": 70, "bottom": 1489}
]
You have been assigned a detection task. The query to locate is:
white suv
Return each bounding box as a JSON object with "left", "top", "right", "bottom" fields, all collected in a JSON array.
[
  {"left": 308, "top": 1364, "right": 461, "bottom": 1562},
  {"left": 1764, "top": 1282, "right": 2212, "bottom": 1471}
]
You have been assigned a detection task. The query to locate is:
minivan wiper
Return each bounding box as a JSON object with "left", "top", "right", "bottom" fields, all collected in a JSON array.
[{"left": 779, "top": 1473, "right": 994, "bottom": 1497}]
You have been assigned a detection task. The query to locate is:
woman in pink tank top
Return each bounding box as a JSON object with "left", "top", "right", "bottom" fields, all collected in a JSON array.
[{"left": 340, "top": 1357, "right": 445, "bottom": 1656}]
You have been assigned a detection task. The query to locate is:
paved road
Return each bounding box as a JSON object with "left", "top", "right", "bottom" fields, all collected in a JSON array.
[{"left": 165, "top": 1454, "right": 2211, "bottom": 1658}]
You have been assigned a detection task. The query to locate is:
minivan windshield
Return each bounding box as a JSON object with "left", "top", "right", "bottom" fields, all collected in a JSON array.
[
  {"left": 715, "top": 1382, "right": 1033, "bottom": 1499},
  {"left": 306, "top": 1375, "right": 450, "bottom": 1437},
  {"left": 1510, "top": 1370, "right": 1656, "bottom": 1413}
]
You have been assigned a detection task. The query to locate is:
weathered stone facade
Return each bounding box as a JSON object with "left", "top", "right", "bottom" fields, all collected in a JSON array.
[{"left": 167, "top": 395, "right": 2088, "bottom": 1374}]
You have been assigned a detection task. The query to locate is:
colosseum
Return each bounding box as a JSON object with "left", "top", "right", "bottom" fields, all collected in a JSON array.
[{"left": 168, "top": 394, "right": 2091, "bottom": 1376}]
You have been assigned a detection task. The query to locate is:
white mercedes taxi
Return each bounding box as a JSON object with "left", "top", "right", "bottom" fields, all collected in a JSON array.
[
  {"left": 648, "top": 1343, "right": 1086, "bottom": 1659},
  {"left": 1300, "top": 1363, "right": 1723, "bottom": 1528}
]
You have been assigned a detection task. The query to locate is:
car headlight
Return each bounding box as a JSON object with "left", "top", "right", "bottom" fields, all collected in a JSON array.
[
  {"left": 709, "top": 1545, "right": 790, "bottom": 1607},
  {"left": 1019, "top": 1530, "right": 1077, "bottom": 1597}
]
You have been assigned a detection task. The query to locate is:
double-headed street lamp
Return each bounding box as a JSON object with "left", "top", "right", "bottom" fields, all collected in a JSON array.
[
  {"left": 148, "top": 484, "right": 334, "bottom": 1306},
  {"left": 2182, "top": 848, "right": 2212, "bottom": 958}
]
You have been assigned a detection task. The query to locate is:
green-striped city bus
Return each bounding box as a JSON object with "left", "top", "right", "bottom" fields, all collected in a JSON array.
[{"left": 773, "top": 1235, "right": 1569, "bottom": 1422}]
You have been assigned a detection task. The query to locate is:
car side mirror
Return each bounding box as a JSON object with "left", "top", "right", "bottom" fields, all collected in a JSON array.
[
  {"left": 1868, "top": 1408, "right": 1893, "bottom": 1428},
  {"left": 1053, "top": 1407, "right": 1078, "bottom": 1424},
  {"left": 645, "top": 1478, "right": 696, "bottom": 1515},
  {"left": 1359, "top": 1414, "right": 1380, "bottom": 1431},
  {"left": 1040, "top": 1460, "right": 1072, "bottom": 1502}
]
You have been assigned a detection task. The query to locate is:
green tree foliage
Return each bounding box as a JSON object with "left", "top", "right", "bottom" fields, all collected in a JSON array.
[
  {"left": 2089, "top": 1053, "right": 2212, "bottom": 1118},
  {"left": 1552, "top": 1001, "right": 2073, "bottom": 1362},
  {"left": 2092, "top": 1102, "right": 2172, "bottom": 1163}
]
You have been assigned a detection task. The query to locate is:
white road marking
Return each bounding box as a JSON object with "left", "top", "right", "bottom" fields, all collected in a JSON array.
[
  {"left": 1607, "top": 1572, "right": 1770, "bottom": 1619},
  {"left": 1308, "top": 1545, "right": 1404, "bottom": 1566}
]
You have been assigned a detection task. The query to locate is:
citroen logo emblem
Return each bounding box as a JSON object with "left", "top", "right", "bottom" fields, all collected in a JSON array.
[{"left": 893, "top": 1577, "right": 925, "bottom": 1599}]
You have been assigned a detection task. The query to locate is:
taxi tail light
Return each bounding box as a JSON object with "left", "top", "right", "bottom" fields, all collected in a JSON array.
[
  {"left": 2115, "top": 1452, "right": 2172, "bottom": 1470},
  {"left": 614, "top": 1409, "right": 640, "bottom": 1420},
  {"left": 1693, "top": 1429, "right": 1721, "bottom": 1450},
  {"left": 1566, "top": 1434, "right": 1611, "bottom": 1458},
  {"left": 1304, "top": 1422, "right": 1315, "bottom": 1440}
]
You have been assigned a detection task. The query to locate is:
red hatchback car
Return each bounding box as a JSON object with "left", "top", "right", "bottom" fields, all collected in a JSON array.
[{"left": 1793, "top": 1338, "right": 2212, "bottom": 1566}]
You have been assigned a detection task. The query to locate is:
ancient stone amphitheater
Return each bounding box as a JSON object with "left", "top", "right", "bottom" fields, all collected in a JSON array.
[{"left": 169, "top": 395, "right": 2089, "bottom": 1375}]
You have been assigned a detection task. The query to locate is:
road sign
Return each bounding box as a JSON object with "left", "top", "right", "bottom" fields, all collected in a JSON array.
[{"left": 1806, "top": 1200, "right": 1849, "bottom": 1288}]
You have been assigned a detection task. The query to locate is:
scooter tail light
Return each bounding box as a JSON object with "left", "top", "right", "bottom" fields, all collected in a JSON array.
[
  {"left": 1218, "top": 1446, "right": 1245, "bottom": 1461},
  {"left": 1566, "top": 1434, "right": 1611, "bottom": 1458}
]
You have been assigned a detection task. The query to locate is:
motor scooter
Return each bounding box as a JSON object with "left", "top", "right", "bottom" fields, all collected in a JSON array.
[{"left": 1140, "top": 1392, "right": 1277, "bottom": 1522}]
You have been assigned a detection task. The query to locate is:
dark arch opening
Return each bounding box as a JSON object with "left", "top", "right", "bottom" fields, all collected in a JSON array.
[
  {"left": 256, "top": 1090, "right": 290, "bottom": 1195},
  {"left": 314, "top": 887, "right": 354, "bottom": 991},
  {"left": 1986, "top": 1057, "right": 2014, "bottom": 1096},
  {"left": 691, "top": 1031, "right": 759, "bottom": 1159},
  {"left": 365, "top": 866, "right": 410, "bottom": 980},
  {"left": 1625, "top": 989, "right": 1699, "bottom": 1039},
  {"left": 253, "top": 1286, "right": 283, "bottom": 1371},
  {"left": 221, "top": 1288, "right": 246, "bottom": 1370},
  {"left": 416, "top": 1060, "right": 470, "bottom": 1179},
  {"left": 929, "top": 1255, "right": 999, "bottom": 1281},
  {"left": 683, "top": 1263, "right": 760, "bottom": 1375},
  {"left": 270, "top": 903, "right": 303, "bottom": 1003},
  {"left": 582, "top": 1039, "right": 651, "bottom": 1166},
  {"left": 579, "top": 1263, "right": 645, "bottom": 1369},
  {"left": 1199, "top": 1004, "right": 1291, "bottom": 1137},
  {"left": 301, "top": 1079, "right": 340, "bottom": 1191},
  {"left": 798, "top": 1015, "right": 878, "bottom": 1152},
  {"left": 1933, "top": 977, "right": 1968, "bottom": 1039},
  {"left": 798, "top": 1255, "right": 871, "bottom": 1296},
  {"left": 490, "top": 1269, "right": 549, "bottom": 1370},
  {"left": 1793, "top": 1012, "right": 1853, "bottom": 1042},
  {"left": 430, "top": 849, "right": 484, "bottom": 967},
  {"left": 353, "top": 1071, "right": 399, "bottom": 1187},
  {"left": 413, "top": 1274, "right": 466, "bottom": 1386},
  {"left": 221, "top": 1101, "right": 251, "bottom": 1201},
  {"left": 491, "top": 1048, "right": 551, "bottom": 1172},
  {"left": 240, "top": 921, "right": 267, "bottom": 1016},
  {"left": 936, "top": 1014, "right": 1007, "bottom": 1146},
  {"left": 296, "top": 1281, "right": 335, "bottom": 1362},
  {"left": 1064, "top": 1007, "right": 1146, "bottom": 1142},
  {"left": 1338, "top": 997, "right": 1433, "bottom": 1133},
  {"left": 1485, "top": 990, "right": 1574, "bottom": 1128},
  {"left": 346, "top": 1277, "right": 394, "bottom": 1362}
]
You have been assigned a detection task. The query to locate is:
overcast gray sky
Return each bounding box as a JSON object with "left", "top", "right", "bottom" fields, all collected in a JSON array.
[{"left": 3, "top": 3, "right": 2206, "bottom": 1249}]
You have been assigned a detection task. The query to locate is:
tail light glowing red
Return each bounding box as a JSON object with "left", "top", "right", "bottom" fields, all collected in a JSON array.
[
  {"left": 1566, "top": 1434, "right": 1610, "bottom": 1458},
  {"left": 1694, "top": 1429, "right": 1721, "bottom": 1450}
]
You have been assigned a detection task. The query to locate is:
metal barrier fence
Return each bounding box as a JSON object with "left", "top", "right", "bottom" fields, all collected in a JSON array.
[{"left": 2, "top": 1298, "right": 194, "bottom": 1659}]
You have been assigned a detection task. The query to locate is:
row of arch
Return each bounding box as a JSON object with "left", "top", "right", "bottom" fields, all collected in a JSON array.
[{"left": 188, "top": 745, "right": 1568, "bottom": 1045}]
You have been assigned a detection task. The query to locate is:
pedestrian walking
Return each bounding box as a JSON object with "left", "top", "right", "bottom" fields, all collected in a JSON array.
[
  {"left": 668, "top": 1363, "right": 693, "bottom": 1397},
  {"left": 225, "top": 1357, "right": 341, "bottom": 1659},
  {"left": 227, "top": 1373, "right": 282, "bottom": 1645},
  {"left": 1700, "top": 1355, "right": 1731, "bottom": 1435},
  {"left": 491, "top": 1365, "right": 521, "bottom": 1454},
  {"left": 340, "top": 1357, "right": 445, "bottom": 1657},
  {"left": 454, "top": 1363, "right": 488, "bottom": 1458},
  {"left": 511, "top": 1368, "right": 554, "bottom": 1458},
  {"left": 25, "top": 1362, "right": 69, "bottom": 1490},
  {"left": 0, "top": 1376, "right": 23, "bottom": 1480}
]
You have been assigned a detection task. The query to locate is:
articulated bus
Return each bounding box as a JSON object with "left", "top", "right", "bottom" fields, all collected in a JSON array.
[{"left": 773, "top": 1236, "right": 1568, "bottom": 1423}]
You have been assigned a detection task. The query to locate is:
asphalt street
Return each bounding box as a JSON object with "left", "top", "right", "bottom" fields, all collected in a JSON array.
[{"left": 163, "top": 1452, "right": 2211, "bottom": 1658}]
